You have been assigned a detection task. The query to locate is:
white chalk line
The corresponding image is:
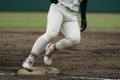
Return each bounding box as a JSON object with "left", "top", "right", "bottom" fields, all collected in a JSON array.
[
  {"left": 0, "top": 72, "right": 120, "bottom": 80},
  {"left": 61, "top": 75, "right": 120, "bottom": 80},
  {"left": 0, "top": 72, "right": 15, "bottom": 76}
]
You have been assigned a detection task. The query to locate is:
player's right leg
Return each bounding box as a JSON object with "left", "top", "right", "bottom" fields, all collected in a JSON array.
[
  {"left": 22, "top": 4, "right": 63, "bottom": 70},
  {"left": 44, "top": 21, "right": 81, "bottom": 65},
  {"left": 55, "top": 21, "right": 81, "bottom": 50}
]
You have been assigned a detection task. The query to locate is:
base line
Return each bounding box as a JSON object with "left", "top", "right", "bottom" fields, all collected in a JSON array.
[
  {"left": 0, "top": 72, "right": 120, "bottom": 80},
  {"left": 0, "top": 72, "right": 15, "bottom": 76}
]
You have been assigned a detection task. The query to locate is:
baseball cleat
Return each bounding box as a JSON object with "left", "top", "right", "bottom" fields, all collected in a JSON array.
[
  {"left": 44, "top": 43, "right": 55, "bottom": 65},
  {"left": 22, "top": 57, "right": 34, "bottom": 71}
]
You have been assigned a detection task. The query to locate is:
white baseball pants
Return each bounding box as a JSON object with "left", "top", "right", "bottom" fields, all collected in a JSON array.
[{"left": 31, "top": 3, "right": 81, "bottom": 55}]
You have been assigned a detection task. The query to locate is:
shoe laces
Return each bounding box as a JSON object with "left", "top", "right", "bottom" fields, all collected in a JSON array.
[{"left": 26, "top": 57, "right": 34, "bottom": 65}]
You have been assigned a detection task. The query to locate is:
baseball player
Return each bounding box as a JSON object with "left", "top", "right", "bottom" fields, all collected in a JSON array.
[{"left": 22, "top": 0, "right": 87, "bottom": 71}]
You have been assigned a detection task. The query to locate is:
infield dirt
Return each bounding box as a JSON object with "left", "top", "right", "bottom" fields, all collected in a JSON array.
[{"left": 0, "top": 30, "right": 120, "bottom": 80}]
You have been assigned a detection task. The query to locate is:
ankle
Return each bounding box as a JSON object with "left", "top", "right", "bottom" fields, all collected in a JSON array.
[{"left": 54, "top": 44, "right": 57, "bottom": 51}]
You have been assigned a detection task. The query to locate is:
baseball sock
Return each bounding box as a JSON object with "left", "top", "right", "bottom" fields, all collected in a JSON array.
[{"left": 28, "top": 52, "right": 37, "bottom": 59}]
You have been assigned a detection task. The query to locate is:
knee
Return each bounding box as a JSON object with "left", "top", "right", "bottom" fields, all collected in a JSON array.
[
  {"left": 69, "top": 36, "right": 81, "bottom": 45},
  {"left": 63, "top": 36, "right": 81, "bottom": 47},
  {"left": 42, "top": 32, "right": 56, "bottom": 43}
]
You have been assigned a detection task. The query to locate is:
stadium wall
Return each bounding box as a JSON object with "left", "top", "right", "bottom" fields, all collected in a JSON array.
[{"left": 0, "top": 0, "right": 119, "bottom": 12}]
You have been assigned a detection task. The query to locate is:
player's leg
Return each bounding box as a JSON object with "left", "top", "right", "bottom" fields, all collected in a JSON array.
[
  {"left": 43, "top": 3, "right": 81, "bottom": 65},
  {"left": 31, "top": 7, "right": 63, "bottom": 55},
  {"left": 44, "top": 21, "right": 81, "bottom": 65},
  {"left": 22, "top": 4, "right": 63, "bottom": 70},
  {"left": 55, "top": 21, "right": 81, "bottom": 50}
]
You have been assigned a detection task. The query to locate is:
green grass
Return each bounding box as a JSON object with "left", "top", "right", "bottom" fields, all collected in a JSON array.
[
  {"left": 86, "top": 13, "right": 120, "bottom": 29},
  {"left": 0, "top": 12, "right": 120, "bottom": 29},
  {"left": 0, "top": 12, "right": 47, "bottom": 29}
]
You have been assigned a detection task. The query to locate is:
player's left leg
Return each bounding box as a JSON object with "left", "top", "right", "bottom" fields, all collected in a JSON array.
[{"left": 23, "top": 4, "right": 64, "bottom": 69}]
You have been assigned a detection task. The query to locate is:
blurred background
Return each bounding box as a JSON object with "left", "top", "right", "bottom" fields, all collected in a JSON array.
[{"left": 0, "top": 0, "right": 120, "bottom": 29}]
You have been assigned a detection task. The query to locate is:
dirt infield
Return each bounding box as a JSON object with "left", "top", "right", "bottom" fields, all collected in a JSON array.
[{"left": 0, "top": 30, "right": 120, "bottom": 80}]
